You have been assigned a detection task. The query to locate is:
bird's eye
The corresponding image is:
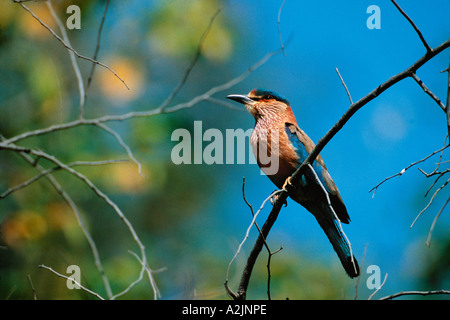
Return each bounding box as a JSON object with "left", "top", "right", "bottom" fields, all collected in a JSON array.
[{"left": 263, "top": 95, "right": 274, "bottom": 100}]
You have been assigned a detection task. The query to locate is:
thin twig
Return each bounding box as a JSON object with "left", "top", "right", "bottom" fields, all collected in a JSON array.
[
  {"left": 335, "top": 68, "right": 353, "bottom": 104},
  {"left": 291, "top": 39, "right": 450, "bottom": 198},
  {"left": 83, "top": 0, "right": 110, "bottom": 117},
  {"left": 426, "top": 196, "right": 449, "bottom": 247},
  {"left": 39, "top": 264, "right": 105, "bottom": 300},
  {"left": 47, "top": 1, "right": 85, "bottom": 113},
  {"left": 266, "top": 246, "right": 282, "bottom": 300},
  {"left": 111, "top": 251, "right": 166, "bottom": 300},
  {"left": 241, "top": 177, "right": 269, "bottom": 251},
  {"left": 28, "top": 148, "right": 158, "bottom": 298},
  {"left": 94, "top": 123, "right": 144, "bottom": 177},
  {"left": 17, "top": 2, "right": 129, "bottom": 90},
  {"left": 370, "top": 144, "right": 450, "bottom": 196},
  {"left": 368, "top": 273, "right": 388, "bottom": 300},
  {"left": 411, "top": 73, "right": 446, "bottom": 112},
  {"left": 1, "top": 142, "right": 158, "bottom": 299},
  {"left": 8, "top": 148, "right": 114, "bottom": 299},
  {"left": 0, "top": 159, "right": 127, "bottom": 200},
  {"left": 353, "top": 243, "right": 369, "bottom": 300},
  {"left": 421, "top": 168, "right": 449, "bottom": 197},
  {"left": 277, "top": 0, "right": 287, "bottom": 56},
  {"left": 157, "top": 9, "right": 222, "bottom": 112},
  {"left": 240, "top": 177, "right": 282, "bottom": 300},
  {"left": 2, "top": 48, "right": 282, "bottom": 146},
  {"left": 445, "top": 58, "right": 450, "bottom": 137},
  {"left": 410, "top": 177, "right": 450, "bottom": 228},
  {"left": 27, "top": 274, "right": 37, "bottom": 300},
  {"left": 225, "top": 188, "right": 285, "bottom": 296},
  {"left": 380, "top": 289, "right": 450, "bottom": 300},
  {"left": 225, "top": 187, "right": 287, "bottom": 300},
  {"left": 390, "top": 0, "right": 432, "bottom": 53}
]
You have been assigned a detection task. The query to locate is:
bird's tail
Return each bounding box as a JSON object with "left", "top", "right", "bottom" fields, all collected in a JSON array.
[{"left": 315, "top": 213, "right": 360, "bottom": 278}]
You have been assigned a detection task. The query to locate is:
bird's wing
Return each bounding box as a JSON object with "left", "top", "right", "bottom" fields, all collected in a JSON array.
[{"left": 285, "top": 123, "right": 351, "bottom": 223}]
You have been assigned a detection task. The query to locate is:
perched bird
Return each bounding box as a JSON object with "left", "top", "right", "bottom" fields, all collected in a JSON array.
[{"left": 227, "top": 88, "right": 359, "bottom": 278}]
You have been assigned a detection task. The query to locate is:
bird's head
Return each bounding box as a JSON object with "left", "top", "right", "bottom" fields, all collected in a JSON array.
[{"left": 227, "top": 88, "right": 291, "bottom": 121}]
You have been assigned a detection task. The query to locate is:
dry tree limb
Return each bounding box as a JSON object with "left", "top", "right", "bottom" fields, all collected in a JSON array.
[
  {"left": 380, "top": 289, "right": 450, "bottom": 300},
  {"left": 369, "top": 144, "right": 449, "bottom": 197},
  {"left": 390, "top": 0, "right": 432, "bottom": 53},
  {"left": 411, "top": 73, "right": 446, "bottom": 112},
  {"left": 83, "top": 0, "right": 110, "bottom": 117},
  {"left": 368, "top": 273, "right": 389, "bottom": 300},
  {"left": 16, "top": 1, "right": 129, "bottom": 90},
  {"left": 2, "top": 48, "right": 281, "bottom": 147},
  {"left": 0, "top": 159, "right": 127, "bottom": 200},
  {"left": 227, "top": 28, "right": 450, "bottom": 300},
  {"left": 39, "top": 264, "right": 105, "bottom": 300},
  {"left": 277, "top": 0, "right": 287, "bottom": 56}
]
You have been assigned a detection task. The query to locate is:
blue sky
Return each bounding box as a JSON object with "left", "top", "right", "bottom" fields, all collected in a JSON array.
[{"left": 214, "top": 0, "right": 450, "bottom": 298}]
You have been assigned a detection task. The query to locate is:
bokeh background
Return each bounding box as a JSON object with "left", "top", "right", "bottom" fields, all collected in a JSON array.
[{"left": 0, "top": 0, "right": 449, "bottom": 299}]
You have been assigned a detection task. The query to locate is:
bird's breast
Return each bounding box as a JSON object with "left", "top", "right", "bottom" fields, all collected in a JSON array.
[{"left": 250, "top": 126, "right": 299, "bottom": 189}]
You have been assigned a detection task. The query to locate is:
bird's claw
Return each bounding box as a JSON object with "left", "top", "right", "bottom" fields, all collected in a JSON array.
[
  {"left": 282, "top": 176, "right": 293, "bottom": 190},
  {"left": 270, "top": 191, "right": 288, "bottom": 207}
]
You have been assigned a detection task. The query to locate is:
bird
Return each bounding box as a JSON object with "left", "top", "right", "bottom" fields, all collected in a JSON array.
[{"left": 227, "top": 88, "right": 360, "bottom": 278}]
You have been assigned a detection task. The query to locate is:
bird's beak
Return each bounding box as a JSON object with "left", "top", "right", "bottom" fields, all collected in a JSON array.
[{"left": 226, "top": 94, "right": 254, "bottom": 105}]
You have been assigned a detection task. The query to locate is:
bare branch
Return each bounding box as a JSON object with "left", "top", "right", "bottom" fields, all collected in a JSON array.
[
  {"left": 445, "top": 58, "right": 450, "bottom": 137},
  {"left": 240, "top": 177, "right": 283, "bottom": 300},
  {"left": 225, "top": 186, "right": 287, "bottom": 300},
  {"left": 426, "top": 196, "right": 449, "bottom": 247},
  {"left": 370, "top": 144, "right": 449, "bottom": 196},
  {"left": 2, "top": 48, "right": 282, "bottom": 146},
  {"left": 110, "top": 251, "right": 147, "bottom": 300},
  {"left": 225, "top": 188, "right": 285, "bottom": 299},
  {"left": 16, "top": 1, "right": 129, "bottom": 90},
  {"left": 353, "top": 243, "right": 369, "bottom": 300},
  {"left": 277, "top": 0, "right": 287, "bottom": 56},
  {"left": 0, "top": 141, "right": 159, "bottom": 298},
  {"left": 39, "top": 264, "right": 105, "bottom": 300},
  {"left": 28, "top": 149, "right": 157, "bottom": 296},
  {"left": 8, "top": 147, "right": 114, "bottom": 298},
  {"left": 411, "top": 73, "right": 446, "bottom": 112},
  {"left": 380, "top": 289, "right": 450, "bottom": 300},
  {"left": 0, "top": 159, "right": 127, "bottom": 200},
  {"left": 335, "top": 67, "right": 353, "bottom": 104},
  {"left": 83, "top": 0, "right": 110, "bottom": 117},
  {"left": 111, "top": 251, "right": 165, "bottom": 300},
  {"left": 94, "top": 123, "right": 144, "bottom": 176},
  {"left": 421, "top": 168, "right": 450, "bottom": 197},
  {"left": 410, "top": 176, "right": 449, "bottom": 229},
  {"left": 368, "top": 273, "right": 389, "bottom": 300},
  {"left": 390, "top": 0, "right": 432, "bottom": 53},
  {"left": 291, "top": 39, "right": 450, "bottom": 195},
  {"left": 46, "top": 1, "right": 85, "bottom": 114},
  {"left": 158, "top": 9, "right": 222, "bottom": 112},
  {"left": 27, "top": 274, "right": 37, "bottom": 300}
]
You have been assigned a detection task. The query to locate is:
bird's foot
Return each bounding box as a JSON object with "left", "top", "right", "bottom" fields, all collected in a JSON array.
[
  {"left": 270, "top": 191, "right": 288, "bottom": 207},
  {"left": 282, "top": 176, "right": 293, "bottom": 190}
]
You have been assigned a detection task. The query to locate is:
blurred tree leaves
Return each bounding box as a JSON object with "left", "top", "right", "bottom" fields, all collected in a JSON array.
[
  {"left": 147, "top": 0, "right": 232, "bottom": 62},
  {"left": 0, "top": 0, "right": 233, "bottom": 299}
]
